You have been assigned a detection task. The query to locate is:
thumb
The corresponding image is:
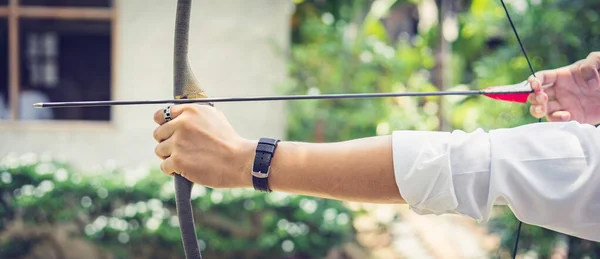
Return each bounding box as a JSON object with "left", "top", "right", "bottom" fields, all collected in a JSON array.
[{"left": 548, "top": 110, "right": 572, "bottom": 122}]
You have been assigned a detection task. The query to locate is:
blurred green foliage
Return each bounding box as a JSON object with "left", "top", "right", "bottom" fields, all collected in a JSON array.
[
  {"left": 0, "top": 153, "right": 358, "bottom": 258},
  {"left": 285, "top": 0, "right": 600, "bottom": 257}
]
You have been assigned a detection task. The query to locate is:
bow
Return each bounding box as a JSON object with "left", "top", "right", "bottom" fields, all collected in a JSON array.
[
  {"left": 498, "top": 0, "right": 540, "bottom": 257},
  {"left": 172, "top": 0, "right": 206, "bottom": 258}
]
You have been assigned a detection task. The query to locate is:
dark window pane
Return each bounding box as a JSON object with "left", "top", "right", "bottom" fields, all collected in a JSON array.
[
  {"left": 19, "top": 18, "right": 111, "bottom": 121},
  {"left": 0, "top": 19, "right": 7, "bottom": 120},
  {"left": 20, "top": 0, "right": 112, "bottom": 7}
]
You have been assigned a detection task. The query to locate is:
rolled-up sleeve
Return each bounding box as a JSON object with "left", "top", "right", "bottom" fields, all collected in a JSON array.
[{"left": 392, "top": 121, "right": 600, "bottom": 242}]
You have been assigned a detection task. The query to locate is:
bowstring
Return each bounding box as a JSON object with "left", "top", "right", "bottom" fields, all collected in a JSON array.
[{"left": 499, "top": 0, "right": 540, "bottom": 258}]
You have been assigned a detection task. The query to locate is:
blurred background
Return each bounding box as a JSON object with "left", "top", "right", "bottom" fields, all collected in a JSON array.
[{"left": 0, "top": 0, "right": 599, "bottom": 258}]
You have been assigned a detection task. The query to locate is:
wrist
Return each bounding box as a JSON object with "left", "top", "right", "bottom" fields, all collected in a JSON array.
[{"left": 237, "top": 139, "right": 257, "bottom": 188}]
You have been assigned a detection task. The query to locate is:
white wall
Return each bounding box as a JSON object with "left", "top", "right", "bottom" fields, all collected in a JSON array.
[{"left": 0, "top": 0, "right": 293, "bottom": 172}]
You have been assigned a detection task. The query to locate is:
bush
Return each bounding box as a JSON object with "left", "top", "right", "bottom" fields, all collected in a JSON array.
[{"left": 0, "top": 153, "right": 360, "bottom": 259}]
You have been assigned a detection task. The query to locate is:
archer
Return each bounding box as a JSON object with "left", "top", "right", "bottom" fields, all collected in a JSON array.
[{"left": 152, "top": 52, "right": 600, "bottom": 242}]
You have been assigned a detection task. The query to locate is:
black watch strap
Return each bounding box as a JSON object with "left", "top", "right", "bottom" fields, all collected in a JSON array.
[{"left": 252, "top": 138, "right": 280, "bottom": 193}]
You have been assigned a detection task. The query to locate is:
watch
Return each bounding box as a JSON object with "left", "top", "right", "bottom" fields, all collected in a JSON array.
[{"left": 251, "top": 138, "right": 280, "bottom": 192}]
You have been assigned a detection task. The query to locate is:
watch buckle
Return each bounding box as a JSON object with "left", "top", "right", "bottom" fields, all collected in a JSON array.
[{"left": 252, "top": 167, "right": 270, "bottom": 179}]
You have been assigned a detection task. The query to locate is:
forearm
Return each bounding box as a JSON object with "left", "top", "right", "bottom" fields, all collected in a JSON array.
[{"left": 242, "top": 136, "right": 404, "bottom": 203}]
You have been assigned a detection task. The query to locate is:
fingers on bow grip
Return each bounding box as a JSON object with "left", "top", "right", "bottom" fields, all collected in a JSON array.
[{"left": 158, "top": 103, "right": 205, "bottom": 124}]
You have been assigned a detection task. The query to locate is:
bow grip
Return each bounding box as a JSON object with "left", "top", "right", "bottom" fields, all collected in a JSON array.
[{"left": 175, "top": 175, "right": 202, "bottom": 259}]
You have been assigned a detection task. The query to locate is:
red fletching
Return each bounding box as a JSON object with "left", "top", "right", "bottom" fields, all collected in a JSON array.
[
  {"left": 482, "top": 81, "right": 532, "bottom": 103},
  {"left": 484, "top": 92, "right": 529, "bottom": 103}
]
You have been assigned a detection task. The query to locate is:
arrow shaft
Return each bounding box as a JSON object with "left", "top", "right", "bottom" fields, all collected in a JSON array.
[{"left": 34, "top": 90, "right": 532, "bottom": 108}]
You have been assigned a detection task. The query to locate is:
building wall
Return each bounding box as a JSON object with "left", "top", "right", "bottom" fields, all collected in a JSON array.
[{"left": 0, "top": 0, "right": 293, "bottom": 171}]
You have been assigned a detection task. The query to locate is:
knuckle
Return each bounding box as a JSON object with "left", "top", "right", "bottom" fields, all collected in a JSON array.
[
  {"left": 183, "top": 104, "right": 202, "bottom": 114},
  {"left": 172, "top": 116, "right": 189, "bottom": 130},
  {"left": 154, "top": 144, "right": 164, "bottom": 158},
  {"left": 180, "top": 119, "right": 198, "bottom": 132},
  {"left": 152, "top": 127, "right": 161, "bottom": 141},
  {"left": 171, "top": 154, "right": 185, "bottom": 169},
  {"left": 587, "top": 52, "right": 600, "bottom": 63},
  {"left": 154, "top": 145, "right": 160, "bottom": 156},
  {"left": 153, "top": 111, "right": 162, "bottom": 123},
  {"left": 173, "top": 136, "right": 186, "bottom": 149},
  {"left": 194, "top": 103, "right": 208, "bottom": 110},
  {"left": 176, "top": 104, "right": 214, "bottom": 123},
  {"left": 196, "top": 103, "right": 214, "bottom": 113}
]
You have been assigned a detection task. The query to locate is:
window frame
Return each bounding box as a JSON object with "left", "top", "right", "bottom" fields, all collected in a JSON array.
[{"left": 0, "top": 0, "right": 117, "bottom": 126}]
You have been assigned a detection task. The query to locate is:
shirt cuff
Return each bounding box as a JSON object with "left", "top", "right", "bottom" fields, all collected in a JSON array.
[{"left": 391, "top": 130, "right": 458, "bottom": 215}]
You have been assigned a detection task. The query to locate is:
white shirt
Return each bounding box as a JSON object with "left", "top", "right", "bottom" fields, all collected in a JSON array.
[{"left": 392, "top": 121, "right": 599, "bottom": 242}]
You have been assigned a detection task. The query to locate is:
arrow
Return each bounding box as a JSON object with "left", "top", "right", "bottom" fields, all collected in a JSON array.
[{"left": 33, "top": 82, "right": 546, "bottom": 108}]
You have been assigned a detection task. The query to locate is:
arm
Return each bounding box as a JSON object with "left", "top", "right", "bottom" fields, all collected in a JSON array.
[
  {"left": 392, "top": 121, "right": 600, "bottom": 242},
  {"left": 485, "top": 122, "right": 600, "bottom": 242},
  {"left": 263, "top": 136, "right": 402, "bottom": 204},
  {"left": 153, "top": 104, "right": 402, "bottom": 203},
  {"left": 152, "top": 105, "right": 600, "bottom": 241}
]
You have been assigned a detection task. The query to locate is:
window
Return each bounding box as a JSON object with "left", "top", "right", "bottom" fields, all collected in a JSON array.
[
  {"left": 26, "top": 31, "right": 59, "bottom": 88},
  {"left": 0, "top": 18, "right": 7, "bottom": 120},
  {"left": 0, "top": 0, "right": 114, "bottom": 122},
  {"left": 20, "top": 0, "right": 111, "bottom": 7}
]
